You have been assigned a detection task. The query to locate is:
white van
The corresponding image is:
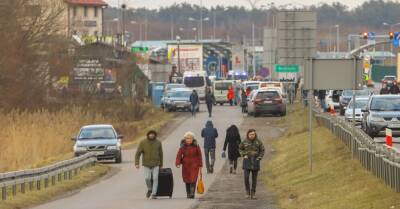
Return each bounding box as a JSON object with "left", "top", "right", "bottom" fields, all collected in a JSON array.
[
  {"left": 213, "top": 80, "right": 234, "bottom": 105},
  {"left": 183, "top": 71, "right": 208, "bottom": 100}
]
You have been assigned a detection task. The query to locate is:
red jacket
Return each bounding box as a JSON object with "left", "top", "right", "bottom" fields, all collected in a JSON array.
[
  {"left": 176, "top": 140, "right": 203, "bottom": 183},
  {"left": 227, "top": 87, "right": 235, "bottom": 100}
]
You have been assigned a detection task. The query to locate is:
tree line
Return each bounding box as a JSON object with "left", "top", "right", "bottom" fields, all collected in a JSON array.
[{"left": 104, "top": 0, "right": 400, "bottom": 41}]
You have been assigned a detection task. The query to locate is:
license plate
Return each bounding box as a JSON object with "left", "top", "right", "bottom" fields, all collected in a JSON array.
[
  {"left": 264, "top": 101, "right": 272, "bottom": 104},
  {"left": 94, "top": 151, "right": 105, "bottom": 156}
]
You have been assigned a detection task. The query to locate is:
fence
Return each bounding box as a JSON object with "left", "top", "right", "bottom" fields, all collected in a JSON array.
[
  {"left": 315, "top": 112, "right": 400, "bottom": 192},
  {"left": 0, "top": 153, "right": 97, "bottom": 200}
]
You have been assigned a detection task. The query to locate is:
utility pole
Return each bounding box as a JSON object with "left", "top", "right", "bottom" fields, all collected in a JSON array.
[
  {"left": 252, "top": 23, "right": 256, "bottom": 78},
  {"left": 200, "top": 0, "right": 203, "bottom": 41},
  {"left": 213, "top": 11, "right": 216, "bottom": 40}
]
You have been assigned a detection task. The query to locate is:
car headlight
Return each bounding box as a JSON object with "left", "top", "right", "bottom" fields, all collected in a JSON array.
[
  {"left": 370, "top": 115, "right": 385, "bottom": 122},
  {"left": 73, "top": 145, "right": 86, "bottom": 152},
  {"left": 107, "top": 143, "right": 121, "bottom": 150}
]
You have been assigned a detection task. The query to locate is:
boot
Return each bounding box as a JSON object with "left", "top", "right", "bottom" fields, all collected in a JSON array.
[
  {"left": 229, "top": 167, "right": 233, "bottom": 174},
  {"left": 251, "top": 191, "right": 257, "bottom": 199},
  {"left": 246, "top": 191, "right": 251, "bottom": 199}
]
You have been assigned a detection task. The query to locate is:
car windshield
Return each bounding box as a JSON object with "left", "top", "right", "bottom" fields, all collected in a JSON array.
[
  {"left": 247, "top": 84, "right": 259, "bottom": 90},
  {"left": 256, "top": 91, "right": 279, "bottom": 99},
  {"left": 215, "top": 82, "right": 232, "bottom": 91},
  {"left": 348, "top": 100, "right": 368, "bottom": 109},
  {"left": 184, "top": 77, "right": 205, "bottom": 88},
  {"left": 79, "top": 127, "right": 116, "bottom": 140},
  {"left": 370, "top": 97, "right": 400, "bottom": 111},
  {"left": 342, "top": 89, "right": 370, "bottom": 97},
  {"left": 168, "top": 91, "right": 191, "bottom": 98}
]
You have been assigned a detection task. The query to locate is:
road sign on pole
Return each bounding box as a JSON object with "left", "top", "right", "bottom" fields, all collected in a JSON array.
[
  {"left": 275, "top": 65, "right": 299, "bottom": 73},
  {"left": 393, "top": 32, "right": 400, "bottom": 48}
]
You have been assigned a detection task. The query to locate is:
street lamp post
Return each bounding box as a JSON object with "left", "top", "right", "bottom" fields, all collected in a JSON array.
[
  {"left": 176, "top": 36, "right": 181, "bottom": 75},
  {"left": 335, "top": 24, "right": 340, "bottom": 56}
]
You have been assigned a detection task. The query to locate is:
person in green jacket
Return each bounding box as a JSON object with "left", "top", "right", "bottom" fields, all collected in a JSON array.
[
  {"left": 135, "top": 130, "right": 163, "bottom": 199},
  {"left": 239, "top": 129, "right": 265, "bottom": 200}
]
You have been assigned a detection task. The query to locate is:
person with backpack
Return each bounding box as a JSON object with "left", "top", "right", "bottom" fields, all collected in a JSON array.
[
  {"left": 239, "top": 129, "right": 265, "bottom": 199},
  {"left": 223, "top": 125, "right": 242, "bottom": 174},
  {"left": 176, "top": 132, "right": 203, "bottom": 199},
  {"left": 190, "top": 90, "right": 200, "bottom": 117},
  {"left": 135, "top": 130, "right": 163, "bottom": 199},
  {"left": 205, "top": 87, "right": 215, "bottom": 117},
  {"left": 201, "top": 120, "right": 219, "bottom": 174}
]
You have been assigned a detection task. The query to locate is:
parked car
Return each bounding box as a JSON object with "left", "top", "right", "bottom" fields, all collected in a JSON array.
[
  {"left": 164, "top": 83, "right": 186, "bottom": 92},
  {"left": 247, "top": 89, "right": 286, "bottom": 117},
  {"left": 72, "top": 125, "right": 123, "bottom": 163},
  {"left": 345, "top": 97, "right": 369, "bottom": 123},
  {"left": 162, "top": 88, "right": 194, "bottom": 112},
  {"left": 361, "top": 95, "right": 400, "bottom": 137},
  {"left": 325, "top": 90, "right": 341, "bottom": 110},
  {"left": 339, "top": 88, "right": 372, "bottom": 115},
  {"left": 213, "top": 80, "right": 234, "bottom": 105},
  {"left": 382, "top": 75, "right": 397, "bottom": 87}
]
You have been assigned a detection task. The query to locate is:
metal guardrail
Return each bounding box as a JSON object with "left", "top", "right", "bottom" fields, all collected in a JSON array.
[
  {"left": 315, "top": 112, "right": 400, "bottom": 192},
  {"left": 0, "top": 153, "right": 97, "bottom": 200}
]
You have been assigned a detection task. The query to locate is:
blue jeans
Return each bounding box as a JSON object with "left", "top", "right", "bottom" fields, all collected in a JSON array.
[
  {"left": 320, "top": 99, "right": 326, "bottom": 112},
  {"left": 191, "top": 104, "right": 197, "bottom": 116},
  {"left": 144, "top": 166, "right": 159, "bottom": 196}
]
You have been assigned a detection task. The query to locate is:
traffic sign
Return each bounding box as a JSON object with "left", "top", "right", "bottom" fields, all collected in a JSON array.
[
  {"left": 393, "top": 32, "right": 400, "bottom": 47},
  {"left": 367, "top": 32, "right": 376, "bottom": 40},
  {"left": 275, "top": 65, "right": 299, "bottom": 73}
]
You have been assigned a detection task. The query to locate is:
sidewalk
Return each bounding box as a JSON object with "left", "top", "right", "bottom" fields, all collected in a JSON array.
[{"left": 192, "top": 160, "right": 278, "bottom": 209}]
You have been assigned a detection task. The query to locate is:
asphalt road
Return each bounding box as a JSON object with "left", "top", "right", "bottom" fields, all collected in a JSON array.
[{"left": 31, "top": 104, "right": 243, "bottom": 209}]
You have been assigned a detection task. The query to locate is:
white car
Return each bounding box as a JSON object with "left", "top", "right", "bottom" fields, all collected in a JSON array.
[
  {"left": 345, "top": 97, "right": 369, "bottom": 123},
  {"left": 325, "top": 90, "right": 341, "bottom": 110}
]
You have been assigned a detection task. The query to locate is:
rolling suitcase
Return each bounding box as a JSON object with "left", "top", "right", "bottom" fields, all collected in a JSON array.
[{"left": 155, "top": 168, "right": 174, "bottom": 198}]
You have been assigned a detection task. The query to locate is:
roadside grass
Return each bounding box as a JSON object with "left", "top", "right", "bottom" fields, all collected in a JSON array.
[
  {"left": 264, "top": 103, "right": 400, "bottom": 209},
  {"left": 0, "top": 103, "right": 171, "bottom": 172},
  {"left": 0, "top": 164, "right": 110, "bottom": 209}
]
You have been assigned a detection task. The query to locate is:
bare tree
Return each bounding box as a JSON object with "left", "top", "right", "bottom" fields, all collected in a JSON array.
[
  {"left": 244, "top": 0, "right": 263, "bottom": 9},
  {"left": 0, "top": 0, "right": 69, "bottom": 110}
]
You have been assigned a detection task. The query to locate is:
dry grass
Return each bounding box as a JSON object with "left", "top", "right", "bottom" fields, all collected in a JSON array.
[
  {"left": 0, "top": 164, "right": 110, "bottom": 209},
  {"left": 264, "top": 104, "right": 400, "bottom": 209},
  {"left": 0, "top": 103, "right": 170, "bottom": 172}
]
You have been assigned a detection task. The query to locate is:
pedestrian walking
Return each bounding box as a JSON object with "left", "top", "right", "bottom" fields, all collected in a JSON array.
[
  {"left": 205, "top": 88, "right": 215, "bottom": 117},
  {"left": 135, "top": 130, "right": 163, "bottom": 199},
  {"left": 287, "top": 84, "right": 295, "bottom": 104},
  {"left": 239, "top": 129, "right": 265, "bottom": 199},
  {"left": 227, "top": 85, "right": 235, "bottom": 106},
  {"left": 318, "top": 90, "right": 327, "bottom": 112},
  {"left": 223, "top": 125, "right": 242, "bottom": 174},
  {"left": 190, "top": 90, "right": 200, "bottom": 117},
  {"left": 176, "top": 132, "right": 203, "bottom": 199},
  {"left": 201, "top": 120, "right": 218, "bottom": 174},
  {"left": 380, "top": 83, "right": 390, "bottom": 94},
  {"left": 240, "top": 89, "right": 248, "bottom": 113},
  {"left": 391, "top": 83, "right": 400, "bottom": 94}
]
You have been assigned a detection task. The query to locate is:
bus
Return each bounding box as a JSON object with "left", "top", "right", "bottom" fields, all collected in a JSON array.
[{"left": 183, "top": 71, "right": 209, "bottom": 100}]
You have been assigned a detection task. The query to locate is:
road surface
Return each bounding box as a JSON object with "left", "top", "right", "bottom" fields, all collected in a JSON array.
[{"left": 32, "top": 104, "right": 243, "bottom": 209}]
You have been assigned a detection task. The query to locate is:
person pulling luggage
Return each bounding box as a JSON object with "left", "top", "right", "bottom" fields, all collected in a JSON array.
[
  {"left": 176, "top": 132, "right": 203, "bottom": 199},
  {"left": 223, "top": 125, "right": 242, "bottom": 174},
  {"left": 201, "top": 120, "right": 218, "bottom": 174},
  {"left": 239, "top": 129, "right": 265, "bottom": 199},
  {"left": 135, "top": 130, "right": 163, "bottom": 199}
]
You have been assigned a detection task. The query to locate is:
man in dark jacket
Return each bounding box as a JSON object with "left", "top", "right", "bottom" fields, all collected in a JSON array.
[
  {"left": 380, "top": 83, "right": 390, "bottom": 95},
  {"left": 190, "top": 90, "right": 199, "bottom": 117},
  {"left": 239, "top": 129, "right": 265, "bottom": 199},
  {"left": 391, "top": 83, "right": 400, "bottom": 94},
  {"left": 318, "top": 90, "right": 327, "bottom": 112},
  {"left": 205, "top": 88, "right": 215, "bottom": 117},
  {"left": 201, "top": 120, "right": 218, "bottom": 174},
  {"left": 135, "top": 130, "right": 163, "bottom": 199}
]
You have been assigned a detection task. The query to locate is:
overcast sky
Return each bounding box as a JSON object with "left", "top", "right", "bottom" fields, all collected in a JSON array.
[{"left": 105, "top": 0, "right": 368, "bottom": 9}]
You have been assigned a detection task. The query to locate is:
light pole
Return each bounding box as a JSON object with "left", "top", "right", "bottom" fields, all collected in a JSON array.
[
  {"left": 200, "top": 0, "right": 203, "bottom": 41},
  {"left": 335, "top": 24, "right": 340, "bottom": 56},
  {"left": 189, "top": 17, "right": 209, "bottom": 42},
  {"left": 176, "top": 36, "right": 182, "bottom": 75}
]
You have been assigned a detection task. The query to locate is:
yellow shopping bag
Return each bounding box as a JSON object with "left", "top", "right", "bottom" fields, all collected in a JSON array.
[{"left": 197, "top": 170, "right": 205, "bottom": 194}]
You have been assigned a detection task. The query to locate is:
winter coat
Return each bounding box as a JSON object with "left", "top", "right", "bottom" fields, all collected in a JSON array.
[
  {"left": 223, "top": 125, "right": 242, "bottom": 160},
  {"left": 391, "top": 85, "right": 400, "bottom": 94},
  {"left": 176, "top": 139, "right": 203, "bottom": 183},
  {"left": 241, "top": 91, "right": 248, "bottom": 107},
  {"left": 318, "top": 90, "right": 326, "bottom": 100},
  {"left": 205, "top": 91, "right": 215, "bottom": 105},
  {"left": 227, "top": 87, "right": 234, "bottom": 100},
  {"left": 380, "top": 88, "right": 390, "bottom": 95},
  {"left": 201, "top": 121, "right": 218, "bottom": 149},
  {"left": 135, "top": 138, "right": 163, "bottom": 167},
  {"left": 190, "top": 92, "right": 199, "bottom": 106},
  {"left": 239, "top": 138, "right": 265, "bottom": 171}
]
